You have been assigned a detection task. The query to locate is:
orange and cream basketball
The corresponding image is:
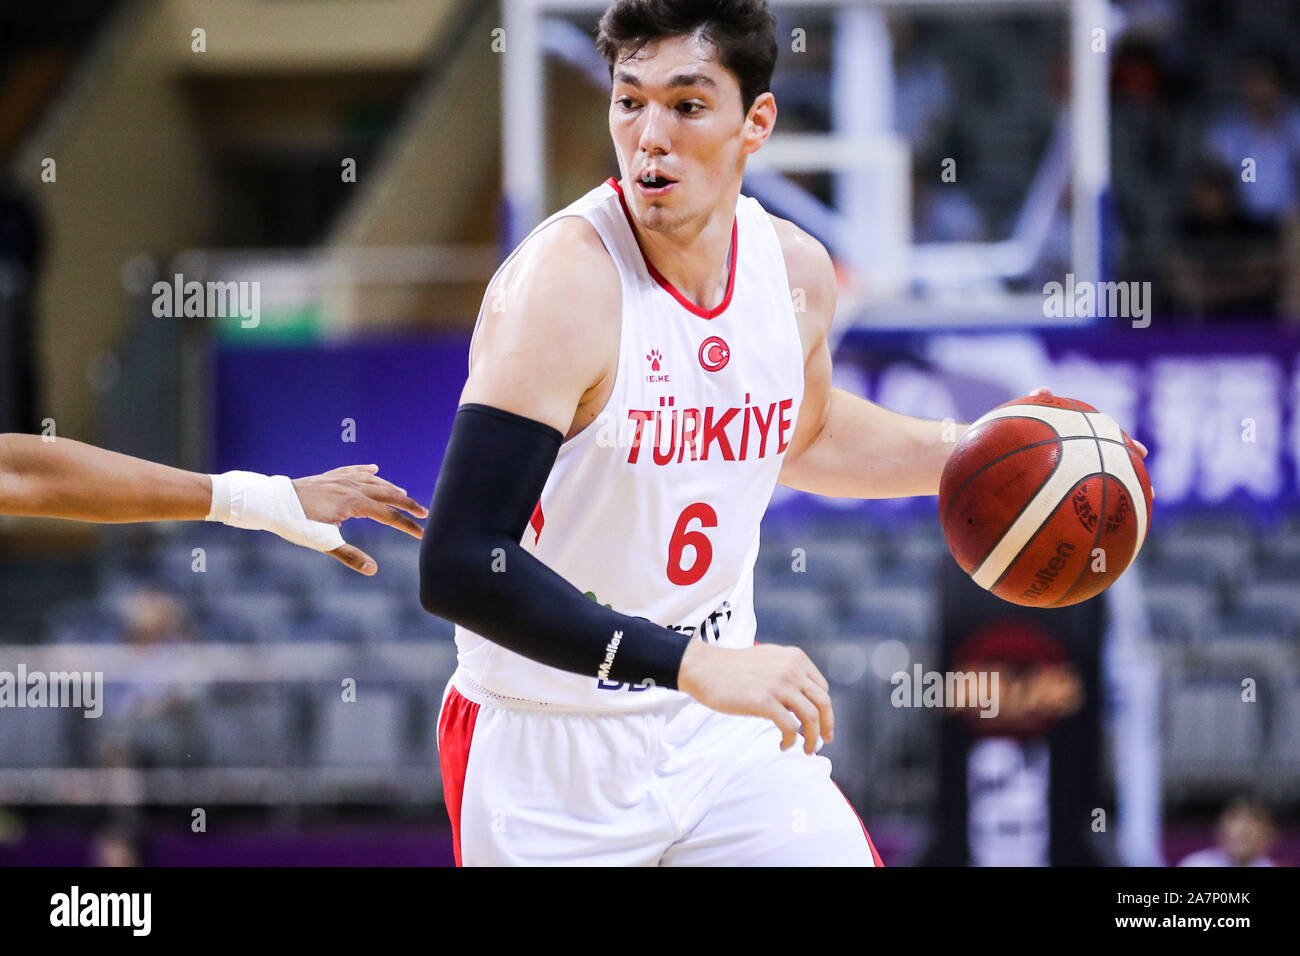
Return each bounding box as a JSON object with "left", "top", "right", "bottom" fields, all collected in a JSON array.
[{"left": 938, "top": 394, "right": 1153, "bottom": 607}]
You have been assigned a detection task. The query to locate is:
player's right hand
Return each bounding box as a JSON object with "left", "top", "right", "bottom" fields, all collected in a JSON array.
[
  {"left": 291, "top": 465, "right": 428, "bottom": 576},
  {"left": 677, "top": 641, "right": 833, "bottom": 755}
]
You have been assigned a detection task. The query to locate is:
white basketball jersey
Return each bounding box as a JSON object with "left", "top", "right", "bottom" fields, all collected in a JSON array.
[{"left": 452, "top": 177, "right": 804, "bottom": 712}]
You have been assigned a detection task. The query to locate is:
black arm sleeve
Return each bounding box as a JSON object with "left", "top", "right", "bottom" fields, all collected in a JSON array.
[{"left": 419, "top": 403, "right": 691, "bottom": 689}]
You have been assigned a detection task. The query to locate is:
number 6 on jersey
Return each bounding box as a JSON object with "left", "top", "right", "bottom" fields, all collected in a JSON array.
[{"left": 667, "top": 502, "right": 716, "bottom": 585}]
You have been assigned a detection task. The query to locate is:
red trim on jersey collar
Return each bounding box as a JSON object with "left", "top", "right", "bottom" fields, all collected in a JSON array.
[{"left": 605, "top": 176, "right": 737, "bottom": 320}]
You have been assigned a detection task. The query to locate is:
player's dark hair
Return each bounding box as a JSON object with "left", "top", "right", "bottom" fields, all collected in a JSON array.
[{"left": 595, "top": 0, "right": 778, "bottom": 115}]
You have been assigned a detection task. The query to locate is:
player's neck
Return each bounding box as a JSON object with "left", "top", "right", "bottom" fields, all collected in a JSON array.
[{"left": 628, "top": 195, "right": 736, "bottom": 312}]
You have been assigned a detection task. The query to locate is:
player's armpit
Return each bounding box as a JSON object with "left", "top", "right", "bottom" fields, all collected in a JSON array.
[
  {"left": 776, "top": 329, "right": 833, "bottom": 483},
  {"left": 419, "top": 403, "right": 690, "bottom": 688},
  {"left": 769, "top": 216, "right": 838, "bottom": 485}
]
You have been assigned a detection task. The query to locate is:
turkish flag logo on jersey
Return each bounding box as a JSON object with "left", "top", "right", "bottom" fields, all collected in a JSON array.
[{"left": 698, "top": 336, "right": 730, "bottom": 372}]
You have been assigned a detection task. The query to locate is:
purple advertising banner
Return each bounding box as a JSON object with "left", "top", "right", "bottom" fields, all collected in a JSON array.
[{"left": 770, "top": 324, "right": 1300, "bottom": 524}]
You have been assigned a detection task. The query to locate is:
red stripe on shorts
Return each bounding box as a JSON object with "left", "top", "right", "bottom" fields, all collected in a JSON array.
[
  {"left": 832, "top": 781, "right": 885, "bottom": 867},
  {"left": 438, "top": 686, "right": 481, "bottom": 867}
]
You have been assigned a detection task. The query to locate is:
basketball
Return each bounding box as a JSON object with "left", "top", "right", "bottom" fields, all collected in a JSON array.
[{"left": 939, "top": 394, "right": 1153, "bottom": 607}]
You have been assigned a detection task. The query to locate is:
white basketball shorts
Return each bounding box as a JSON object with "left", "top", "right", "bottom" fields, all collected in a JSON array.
[{"left": 436, "top": 671, "right": 884, "bottom": 867}]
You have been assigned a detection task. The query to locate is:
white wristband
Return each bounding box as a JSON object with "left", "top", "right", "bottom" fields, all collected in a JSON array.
[{"left": 206, "top": 470, "right": 346, "bottom": 553}]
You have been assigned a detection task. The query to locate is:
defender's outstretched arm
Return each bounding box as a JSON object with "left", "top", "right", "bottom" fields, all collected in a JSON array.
[{"left": 0, "top": 434, "right": 426, "bottom": 574}]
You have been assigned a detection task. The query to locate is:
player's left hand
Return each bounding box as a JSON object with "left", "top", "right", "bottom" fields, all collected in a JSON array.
[
  {"left": 1029, "top": 386, "right": 1148, "bottom": 459},
  {"left": 292, "top": 465, "right": 428, "bottom": 575}
]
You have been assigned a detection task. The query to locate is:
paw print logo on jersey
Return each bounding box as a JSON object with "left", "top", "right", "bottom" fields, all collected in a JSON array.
[
  {"left": 645, "top": 349, "right": 669, "bottom": 383},
  {"left": 698, "top": 336, "right": 730, "bottom": 372}
]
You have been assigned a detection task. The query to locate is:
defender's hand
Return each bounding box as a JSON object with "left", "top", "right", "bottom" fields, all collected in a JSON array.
[
  {"left": 677, "top": 641, "right": 833, "bottom": 754},
  {"left": 292, "top": 465, "right": 429, "bottom": 575}
]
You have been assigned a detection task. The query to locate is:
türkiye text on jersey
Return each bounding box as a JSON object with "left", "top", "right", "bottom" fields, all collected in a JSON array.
[{"left": 591, "top": 394, "right": 796, "bottom": 463}]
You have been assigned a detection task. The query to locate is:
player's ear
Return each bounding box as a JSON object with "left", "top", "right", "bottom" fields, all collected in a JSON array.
[{"left": 743, "top": 92, "right": 777, "bottom": 155}]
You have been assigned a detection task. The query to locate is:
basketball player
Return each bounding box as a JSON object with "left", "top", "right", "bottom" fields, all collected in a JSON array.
[
  {"left": 420, "top": 0, "right": 1143, "bottom": 866},
  {"left": 0, "top": 433, "right": 426, "bottom": 573}
]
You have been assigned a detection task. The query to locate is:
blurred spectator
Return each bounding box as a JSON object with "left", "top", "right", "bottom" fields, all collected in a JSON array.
[
  {"left": 92, "top": 826, "right": 143, "bottom": 867},
  {"left": 1163, "top": 163, "right": 1282, "bottom": 319},
  {"left": 1110, "top": 36, "right": 1189, "bottom": 247},
  {"left": 1282, "top": 213, "right": 1300, "bottom": 323},
  {"left": 1203, "top": 52, "right": 1300, "bottom": 225},
  {"left": 891, "top": 19, "right": 952, "bottom": 158},
  {"left": 1113, "top": 0, "right": 1180, "bottom": 51},
  {"left": 1178, "top": 797, "right": 1278, "bottom": 867},
  {"left": 911, "top": 157, "right": 986, "bottom": 244},
  {"left": 1113, "top": 36, "right": 1173, "bottom": 108},
  {"left": 99, "top": 588, "right": 208, "bottom": 769}
]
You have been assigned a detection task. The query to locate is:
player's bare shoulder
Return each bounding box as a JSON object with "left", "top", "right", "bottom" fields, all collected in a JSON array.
[
  {"left": 471, "top": 216, "right": 619, "bottom": 365},
  {"left": 767, "top": 213, "right": 835, "bottom": 356},
  {"left": 464, "top": 215, "right": 621, "bottom": 437}
]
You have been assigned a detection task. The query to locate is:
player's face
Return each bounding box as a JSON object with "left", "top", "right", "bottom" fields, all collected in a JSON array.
[{"left": 609, "top": 32, "right": 774, "bottom": 234}]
